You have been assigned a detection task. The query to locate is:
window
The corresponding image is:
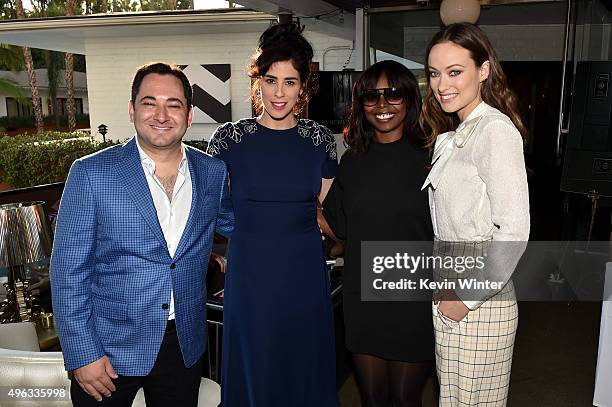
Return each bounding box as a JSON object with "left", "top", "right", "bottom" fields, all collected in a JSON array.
[
  {"left": 6, "top": 98, "right": 38, "bottom": 118},
  {"left": 56, "top": 98, "right": 84, "bottom": 116}
]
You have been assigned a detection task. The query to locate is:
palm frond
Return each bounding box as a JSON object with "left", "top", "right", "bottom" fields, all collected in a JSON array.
[
  {"left": 0, "top": 44, "right": 25, "bottom": 71},
  {"left": 0, "top": 78, "right": 28, "bottom": 102}
]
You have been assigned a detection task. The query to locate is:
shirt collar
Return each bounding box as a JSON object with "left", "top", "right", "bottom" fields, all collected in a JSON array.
[
  {"left": 134, "top": 135, "right": 188, "bottom": 175},
  {"left": 457, "top": 101, "right": 489, "bottom": 132},
  {"left": 421, "top": 102, "right": 489, "bottom": 191}
]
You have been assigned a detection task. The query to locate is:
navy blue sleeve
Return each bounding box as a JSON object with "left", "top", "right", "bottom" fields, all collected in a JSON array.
[
  {"left": 206, "top": 122, "right": 233, "bottom": 163},
  {"left": 318, "top": 124, "right": 338, "bottom": 179}
]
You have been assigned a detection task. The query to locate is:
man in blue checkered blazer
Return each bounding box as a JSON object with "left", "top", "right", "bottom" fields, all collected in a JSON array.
[{"left": 50, "top": 62, "right": 233, "bottom": 407}]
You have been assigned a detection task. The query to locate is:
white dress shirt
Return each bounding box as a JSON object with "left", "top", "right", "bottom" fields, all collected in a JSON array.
[
  {"left": 422, "top": 101, "right": 530, "bottom": 242},
  {"left": 136, "top": 136, "right": 192, "bottom": 320}
]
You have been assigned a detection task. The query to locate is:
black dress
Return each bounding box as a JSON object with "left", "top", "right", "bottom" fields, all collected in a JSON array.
[{"left": 323, "top": 137, "right": 435, "bottom": 361}]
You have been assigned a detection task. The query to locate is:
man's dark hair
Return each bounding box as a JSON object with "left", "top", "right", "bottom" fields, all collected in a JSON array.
[{"left": 131, "top": 62, "right": 193, "bottom": 108}]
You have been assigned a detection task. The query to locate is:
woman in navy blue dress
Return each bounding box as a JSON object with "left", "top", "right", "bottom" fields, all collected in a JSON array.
[{"left": 207, "top": 23, "right": 339, "bottom": 407}]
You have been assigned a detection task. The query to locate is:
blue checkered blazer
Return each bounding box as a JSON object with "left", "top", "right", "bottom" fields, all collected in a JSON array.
[{"left": 50, "top": 137, "right": 233, "bottom": 375}]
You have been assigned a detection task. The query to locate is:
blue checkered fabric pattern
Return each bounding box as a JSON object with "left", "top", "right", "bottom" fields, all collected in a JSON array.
[{"left": 50, "top": 137, "right": 233, "bottom": 375}]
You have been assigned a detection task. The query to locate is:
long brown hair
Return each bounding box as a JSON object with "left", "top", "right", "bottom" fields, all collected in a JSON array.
[{"left": 420, "top": 23, "right": 527, "bottom": 148}]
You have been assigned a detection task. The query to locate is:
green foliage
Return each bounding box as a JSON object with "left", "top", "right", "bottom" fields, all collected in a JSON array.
[
  {"left": 29, "top": 0, "right": 82, "bottom": 17},
  {"left": 140, "top": 0, "right": 192, "bottom": 11},
  {"left": 84, "top": 0, "right": 109, "bottom": 14},
  {"left": 175, "top": 0, "right": 193, "bottom": 10},
  {"left": 0, "top": 0, "right": 16, "bottom": 19},
  {"left": 111, "top": 0, "right": 138, "bottom": 11},
  {"left": 27, "top": 48, "right": 86, "bottom": 72},
  {"left": 0, "top": 131, "right": 118, "bottom": 188},
  {"left": 46, "top": 51, "right": 61, "bottom": 94},
  {"left": 0, "top": 44, "right": 24, "bottom": 71},
  {"left": 82, "top": 0, "right": 192, "bottom": 13},
  {"left": 0, "top": 77, "right": 27, "bottom": 100},
  {"left": 45, "top": 50, "right": 62, "bottom": 127}
]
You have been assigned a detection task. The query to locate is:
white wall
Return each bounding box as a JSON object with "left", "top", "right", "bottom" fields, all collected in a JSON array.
[
  {"left": 82, "top": 94, "right": 89, "bottom": 115},
  {"left": 305, "top": 31, "right": 355, "bottom": 71},
  {"left": 86, "top": 28, "right": 355, "bottom": 142},
  {"left": 0, "top": 96, "right": 7, "bottom": 117}
]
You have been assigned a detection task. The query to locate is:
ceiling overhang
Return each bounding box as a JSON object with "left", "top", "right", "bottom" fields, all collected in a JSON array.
[{"left": 0, "top": 10, "right": 277, "bottom": 54}]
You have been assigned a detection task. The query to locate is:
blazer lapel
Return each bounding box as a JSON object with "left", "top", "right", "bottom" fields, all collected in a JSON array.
[
  {"left": 116, "top": 137, "right": 167, "bottom": 249},
  {"left": 174, "top": 147, "right": 206, "bottom": 259}
]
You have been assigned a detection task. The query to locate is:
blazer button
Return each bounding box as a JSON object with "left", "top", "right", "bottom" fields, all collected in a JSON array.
[
  {"left": 170, "top": 263, "right": 176, "bottom": 269},
  {"left": 162, "top": 303, "right": 169, "bottom": 310}
]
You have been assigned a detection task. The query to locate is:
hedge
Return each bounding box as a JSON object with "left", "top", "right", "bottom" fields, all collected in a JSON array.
[{"left": 0, "top": 131, "right": 118, "bottom": 188}]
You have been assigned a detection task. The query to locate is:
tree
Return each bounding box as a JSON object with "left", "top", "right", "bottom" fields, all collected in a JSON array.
[
  {"left": 46, "top": 50, "right": 62, "bottom": 130},
  {"left": 65, "top": 0, "right": 76, "bottom": 130},
  {"left": 139, "top": 0, "right": 188, "bottom": 10},
  {"left": 0, "top": 0, "right": 16, "bottom": 19},
  {"left": 0, "top": 44, "right": 27, "bottom": 101},
  {"left": 28, "top": 0, "right": 82, "bottom": 131},
  {"left": 15, "top": 0, "right": 44, "bottom": 134}
]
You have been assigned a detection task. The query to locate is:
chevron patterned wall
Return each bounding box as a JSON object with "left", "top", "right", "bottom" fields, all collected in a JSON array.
[{"left": 180, "top": 64, "right": 231, "bottom": 124}]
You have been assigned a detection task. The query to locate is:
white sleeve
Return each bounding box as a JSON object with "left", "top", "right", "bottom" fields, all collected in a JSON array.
[{"left": 459, "top": 118, "right": 530, "bottom": 310}]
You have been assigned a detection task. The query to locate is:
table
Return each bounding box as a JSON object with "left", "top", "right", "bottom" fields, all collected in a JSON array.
[{"left": 35, "top": 322, "right": 60, "bottom": 351}]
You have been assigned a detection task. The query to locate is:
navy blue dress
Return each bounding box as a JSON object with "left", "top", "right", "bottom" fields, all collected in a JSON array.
[{"left": 207, "top": 118, "right": 339, "bottom": 407}]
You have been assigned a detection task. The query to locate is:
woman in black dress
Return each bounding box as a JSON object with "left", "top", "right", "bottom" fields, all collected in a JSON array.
[{"left": 321, "top": 60, "right": 434, "bottom": 407}]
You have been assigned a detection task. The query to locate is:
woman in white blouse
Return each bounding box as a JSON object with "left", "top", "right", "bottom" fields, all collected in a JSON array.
[{"left": 420, "top": 23, "right": 530, "bottom": 406}]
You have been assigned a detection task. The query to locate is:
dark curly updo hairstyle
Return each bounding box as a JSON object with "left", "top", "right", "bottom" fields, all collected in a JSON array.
[
  {"left": 344, "top": 60, "right": 426, "bottom": 153},
  {"left": 248, "top": 22, "right": 317, "bottom": 116}
]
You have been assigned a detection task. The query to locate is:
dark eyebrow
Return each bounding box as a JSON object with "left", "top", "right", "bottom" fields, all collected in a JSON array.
[
  {"left": 263, "top": 74, "right": 299, "bottom": 81},
  {"left": 428, "top": 63, "right": 466, "bottom": 71},
  {"left": 139, "top": 96, "right": 184, "bottom": 106},
  {"left": 166, "top": 98, "right": 185, "bottom": 106}
]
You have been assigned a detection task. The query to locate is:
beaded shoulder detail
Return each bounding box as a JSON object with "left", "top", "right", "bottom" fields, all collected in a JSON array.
[
  {"left": 207, "top": 118, "right": 257, "bottom": 156},
  {"left": 207, "top": 117, "right": 337, "bottom": 161},
  {"left": 297, "top": 119, "right": 337, "bottom": 161}
]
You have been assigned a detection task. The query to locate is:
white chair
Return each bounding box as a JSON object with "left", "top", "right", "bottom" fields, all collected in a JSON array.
[
  {"left": 0, "top": 347, "right": 220, "bottom": 407},
  {"left": 196, "top": 378, "right": 221, "bottom": 407},
  {"left": 132, "top": 378, "right": 221, "bottom": 407},
  {"left": 0, "top": 322, "right": 220, "bottom": 407},
  {"left": 0, "top": 347, "right": 71, "bottom": 406},
  {"left": 0, "top": 322, "right": 40, "bottom": 352}
]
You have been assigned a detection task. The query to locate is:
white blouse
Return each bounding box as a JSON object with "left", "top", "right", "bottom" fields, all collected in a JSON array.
[{"left": 422, "top": 101, "right": 530, "bottom": 243}]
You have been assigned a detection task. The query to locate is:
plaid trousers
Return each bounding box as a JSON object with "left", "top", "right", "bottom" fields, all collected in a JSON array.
[{"left": 433, "top": 240, "right": 518, "bottom": 406}]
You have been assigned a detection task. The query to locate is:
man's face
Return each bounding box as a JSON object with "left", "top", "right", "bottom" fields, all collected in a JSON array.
[{"left": 129, "top": 73, "right": 193, "bottom": 153}]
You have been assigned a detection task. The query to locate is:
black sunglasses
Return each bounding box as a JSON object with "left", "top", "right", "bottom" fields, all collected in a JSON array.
[{"left": 360, "top": 88, "right": 405, "bottom": 106}]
